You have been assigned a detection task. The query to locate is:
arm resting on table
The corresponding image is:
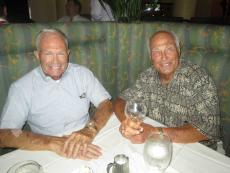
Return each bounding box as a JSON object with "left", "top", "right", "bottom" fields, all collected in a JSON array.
[
  {"left": 89, "top": 99, "right": 113, "bottom": 138},
  {"left": 54, "top": 99, "right": 113, "bottom": 159},
  {"left": 113, "top": 97, "right": 208, "bottom": 144},
  {"left": 162, "top": 125, "right": 208, "bottom": 143},
  {"left": 0, "top": 129, "right": 65, "bottom": 155},
  {"left": 67, "top": 99, "right": 113, "bottom": 142}
]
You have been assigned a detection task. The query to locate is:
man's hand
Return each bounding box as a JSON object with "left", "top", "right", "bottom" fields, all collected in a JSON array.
[
  {"left": 62, "top": 126, "right": 100, "bottom": 158},
  {"left": 49, "top": 135, "right": 102, "bottom": 160},
  {"left": 129, "top": 123, "right": 157, "bottom": 143},
  {"left": 119, "top": 117, "right": 143, "bottom": 138},
  {"left": 74, "top": 143, "right": 102, "bottom": 160},
  {"left": 62, "top": 142, "right": 102, "bottom": 160},
  {"left": 0, "top": 129, "right": 102, "bottom": 160},
  {"left": 119, "top": 118, "right": 157, "bottom": 144},
  {"left": 66, "top": 127, "right": 96, "bottom": 143}
]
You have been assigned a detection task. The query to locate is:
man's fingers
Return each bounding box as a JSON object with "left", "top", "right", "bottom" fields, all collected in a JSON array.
[
  {"left": 71, "top": 142, "right": 82, "bottom": 158},
  {"left": 82, "top": 144, "right": 102, "bottom": 160},
  {"left": 71, "top": 143, "right": 102, "bottom": 160},
  {"left": 87, "top": 144, "right": 102, "bottom": 156},
  {"left": 62, "top": 132, "right": 102, "bottom": 160},
  {"left": 120, "top": 124, "right": 142, "bottom": 138},
  {"left": 120, "top": 118, "right": 143, "bottom": 137},
  {"left": 63, "top": 133, "right": 79, "bottom": 152},
  {"left": 81, "top": 143, "right": 88, "bottom": 156},
  {"left": 126, "top": 125, "right": 142, "bottom": 135},
  {"left": 126, "top": 118, "right": 143, "bottom": 131},
  {"left": 130, "top": 134, "right": 145, "bottom": 144},
  {"left": 66, "top": 139, "right": 77, "bottom": 158}
]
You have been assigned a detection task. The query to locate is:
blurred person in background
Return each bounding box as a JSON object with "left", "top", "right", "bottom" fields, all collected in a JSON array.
[
  {"left": 58, "top": 0, "right": 89, "bottom": 22},
  {"left": 90, "top": 0, "right": 114, "bottom": 21},
  {"left": 0, "top": 0, "right": 8, "bottom": 25}
]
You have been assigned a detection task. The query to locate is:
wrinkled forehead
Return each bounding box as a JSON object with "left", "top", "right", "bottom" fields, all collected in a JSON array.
[
  {"left": 39, "top": 32, "right": 67, "bottom": 49},
  {"left": 40, "top": 32, "right": 64, "bottom": 42},
  {"left": 150, "top": 32, "right": 176, "bottom": 48}
]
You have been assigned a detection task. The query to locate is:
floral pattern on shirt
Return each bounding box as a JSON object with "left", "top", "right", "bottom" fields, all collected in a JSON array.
[{"left": 121, "top": 60, "right": 220, "bottom": 149}]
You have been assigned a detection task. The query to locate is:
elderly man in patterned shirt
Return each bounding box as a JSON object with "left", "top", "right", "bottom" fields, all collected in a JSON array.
[{"left": 113, "top": 30, "right": 220, "bottom": 149}]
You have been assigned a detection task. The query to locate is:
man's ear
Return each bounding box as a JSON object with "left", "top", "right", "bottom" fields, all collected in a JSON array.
[
  {"left": 34, "top": 51, "right": 40, "bottom": 61},
  {"left": 68, "top": 49, "right": 71, "bottom": 58},
  {"left": 178, "top": 43, "right": 181, "bottom": 57}
]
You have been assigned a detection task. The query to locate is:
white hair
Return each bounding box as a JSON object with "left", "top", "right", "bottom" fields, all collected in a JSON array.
[
  {"left": 35, "top": 28, "right": 69, "bottom": 50},
  {"left": 171, "top": 31, "right": 180, "bottom": 54}
]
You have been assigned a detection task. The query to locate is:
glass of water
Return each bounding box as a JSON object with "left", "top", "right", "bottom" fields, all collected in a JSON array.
[
  {"left": 143, "top": 133, "right": 172, "bottom": 173},
  {"left": 125, "top": 101, "right": 147, "bottom": 122},
  {"left": 7, "top": 160, "right": 44, "bottom": 173}
]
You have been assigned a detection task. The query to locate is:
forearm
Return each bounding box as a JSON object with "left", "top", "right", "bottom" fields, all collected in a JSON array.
[
  {"left": 92, "top": 99, "right": 113, "bottom": 133},
  {"left": 0, "top": 129, "right": 63, "bottom": 152},
  {"left": 113, "top": 97, "right": 126, "bottom": 122},
  {"left": 159, "top": 124, "right": 208, "bottom": 143},
  {"left": 67, "top": 100, "right": 112, "bottom": 143}
]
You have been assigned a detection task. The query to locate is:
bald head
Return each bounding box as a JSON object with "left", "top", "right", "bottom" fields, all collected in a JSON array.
[
  {"left": 149, "top": 31, "right": 180, "bottom": 55},
  {"left": 149, "top": 30, "right": 181, "bottom": 84}
]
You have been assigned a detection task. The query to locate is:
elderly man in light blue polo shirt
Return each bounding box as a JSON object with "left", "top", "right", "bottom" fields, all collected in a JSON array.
[{"left": 0, "top": 28, "right": 113, "bottom": 160}]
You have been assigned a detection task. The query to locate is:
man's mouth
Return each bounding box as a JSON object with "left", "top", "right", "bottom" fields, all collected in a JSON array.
[
  {"left": 49, "top": 64, "right": 61, "bottom": 70},
  {"left": 161, "top": 62, "right": 171, "bottom": 68}
]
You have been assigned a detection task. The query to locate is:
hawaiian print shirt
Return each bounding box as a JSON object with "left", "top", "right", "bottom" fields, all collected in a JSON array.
[{"left": 121, "top": 60, "right": 220, "bottom": 149}]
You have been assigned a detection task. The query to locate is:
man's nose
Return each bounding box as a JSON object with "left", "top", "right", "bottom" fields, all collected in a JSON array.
[
  {"left": 161, "top": 50, "right": 167, "bottom": 60},
  {"left": 52, "top": 53, "right": 59, "bottom": 62}
]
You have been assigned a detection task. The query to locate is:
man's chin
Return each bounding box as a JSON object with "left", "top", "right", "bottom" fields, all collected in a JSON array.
[
  {"left": 50, "top": 75, "right": 62, "bottom": 80},
  {"left": 46, "top": 73, "right": 63, "bottom": 80},
  {"left": 159, "top": 68, "right": 174, "bottom": 74},
  {"left": 51, "top": 76, "right": 61, "bottom": 80}
]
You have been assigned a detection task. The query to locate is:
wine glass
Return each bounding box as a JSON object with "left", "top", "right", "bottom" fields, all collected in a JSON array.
[
  {"left": 7, "top": 160, "right": 44, "bottom": 173},
  {"left": 143, "top": 133, "right": 172, "bottom": 173},
  {"left": 125, "top": 101, "right": 147, "bottom": 122}
]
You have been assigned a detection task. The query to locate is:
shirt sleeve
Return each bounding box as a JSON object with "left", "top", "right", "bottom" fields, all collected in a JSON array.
[
  {"left": 188, "top": 70, "right": 220, "bottom": 141},
  {"left": 120, "top": 71, "right": 149, "bottom": 103},
  {"left": 0, "top": 83, "right": 29, "bottom": 129},
  {"left": 80, "top": 67, "right": 111, "bottom": 107}
]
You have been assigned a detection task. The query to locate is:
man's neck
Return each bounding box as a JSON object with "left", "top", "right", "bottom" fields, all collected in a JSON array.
[{"left": 159, "top": 74, "right": 173, "bottom": 86}]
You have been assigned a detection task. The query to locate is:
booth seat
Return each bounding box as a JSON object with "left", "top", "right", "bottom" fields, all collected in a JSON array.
[{"left": 0, "top": 22, "right": 229, "bottom": 156}]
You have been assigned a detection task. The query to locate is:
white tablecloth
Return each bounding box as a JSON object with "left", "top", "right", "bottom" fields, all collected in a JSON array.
[{"left": 0, "top": 115, "right": 230, "bottom": 173}]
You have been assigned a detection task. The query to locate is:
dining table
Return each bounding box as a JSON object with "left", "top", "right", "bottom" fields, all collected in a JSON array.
[{"left": 0, "top": 114, "right": 230, "bottom": 173}]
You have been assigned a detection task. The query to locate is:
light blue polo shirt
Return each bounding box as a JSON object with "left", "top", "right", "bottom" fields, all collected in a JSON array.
[{"left": 0, "top": 63, "right": 111, "bottom": 136}]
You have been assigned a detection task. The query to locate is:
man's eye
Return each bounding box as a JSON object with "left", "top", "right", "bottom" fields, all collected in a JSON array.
[
  {"left": 44, "top": 52, "right": 53, "bottom": 56},
  {"left": 57, "top": 53, "right": 66, "bottom": 57},
  {"left": 152, "top": 50, "right": 161, "bottom": 57},
  {"left": 166, "top": 46, "right": 175, "bottom": 52}
]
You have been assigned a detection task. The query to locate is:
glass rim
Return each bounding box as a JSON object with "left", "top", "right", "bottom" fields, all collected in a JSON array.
[
  {"left": 7, "top": 160, "right": 43, "bottom": 173},
  {"left": 147, "top": 131, "right": 172, "bottom": 142}
]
